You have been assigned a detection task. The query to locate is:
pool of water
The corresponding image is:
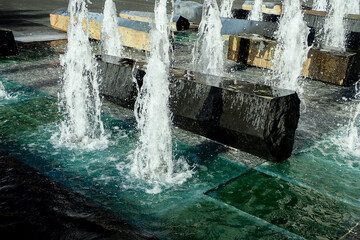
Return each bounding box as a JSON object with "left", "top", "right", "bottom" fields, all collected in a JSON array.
[{"left": 0, "top": 40, "right": 359, "bottom": 240}]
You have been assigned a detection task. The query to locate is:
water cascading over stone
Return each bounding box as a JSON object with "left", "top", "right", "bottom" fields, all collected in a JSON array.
[
  {"left": 101, "top": 0, "right": 123, "bottom": 57},
  {"left": 193, "top": 0, "right": 223, "bottom": 76},
  {"left": 56, "top": 0, "right": 106, "bottom": 147},
  {"left": 270, "top": 0, "right": 310, "bottom": 92},
  {"left": 248, "top": 0, "right": 263, "bottom": 21}
]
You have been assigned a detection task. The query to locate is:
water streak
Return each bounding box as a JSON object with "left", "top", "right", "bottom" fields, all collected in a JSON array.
[
  {"left": 270, "top": 0, "right": 310, "bottom": 92},
  {"left": 220, "top": 0, "right": 234, "bottom": 18},
  {"left": 54, "top": 0, "right": 107, "bottom": 149},
  {"left": 192, "top": 0, "right": 223, "bottom": 76},
  {"left": 313, "top": 0, "right": 328, "bottom": 11},
  {"left": 131, "top": 0, "right": 192, "bottom": 192},
  {"left": 248, "top": 0, "right": 263, "bottom": 21},
  {"left": 323, "top": 0, "right": 347, "bottom": 51},
  {"left": 347, "top": 0, "right": 360, "bottom": 14},
  {"left": 0, "top": 82, "right": 7, "bottom": 98},
  {"left": 101, "top": 0, "right": 123, "bottom": 57}
]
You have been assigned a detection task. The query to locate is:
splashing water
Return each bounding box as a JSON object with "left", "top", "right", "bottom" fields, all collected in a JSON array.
[
  {"left": 192, "top": 0, "right": 223, "bottom": 76},
  {"left": 0, "top": 82, "right": 7, "bottom": 98},
  {"left": 313, "top": 0, "right": 328, "bottom": 11},
  {"left": 220, "top": 0, "right": 234, "bottom": 18},
  {"left": 347, "top": 0, "right": 360, "bottom": 14},
  {"left": 323, "top": 0, "right": 347, "bottom": 51},
  {"left": 101, "top": 0, "right": 123, "bottom": 57},
  {"left": 248, "top": 0, "right": 263, "bottom": 21},
  {"left": 54, "top": 0, "right": 107, "bottom": 149},
  {"left": 344, "top": 81, "right": 360, "bottom": 155},
  {"left": 270, "top": 0, "right": 310, "bottom": 92},
  {"left": 131, "top": 0, "right": 192, "bottom": 192}
]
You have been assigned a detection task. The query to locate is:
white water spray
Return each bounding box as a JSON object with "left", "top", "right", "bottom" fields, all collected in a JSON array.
[
  {"left": 131, "top": 0, "right": 191, "bottom": 190},
  {"left": 323, "top": 0, "right": 347, "bottom": 51},
  {"left": 313, "top": 0, "right": 328, "bottom": 11},
  {"left": 55, "top": 0, "right": 106, "bottom": 148},
  {"left": 344, "top": 82, "right": 360, "bottom": 155},
  {"left": 270, "top": 0, "right": 310, "bottom": 92},
  {"left": 220, "top": 0, "right": 234, "bottom": 18},
  {"left": 0, "top": 82, "right": 7, "bottom": 98},
  {"left": 101, "top": 0, "right": 123, "bottom": 57},
  {"left": 193, "top": 0, "right": 224, "bottom": 76},
  {"left": 347, "top": 0, "right": 360, "bottom": 14},
  {"left": 248, "top": 0, "right": 263, "bottom": 21}
]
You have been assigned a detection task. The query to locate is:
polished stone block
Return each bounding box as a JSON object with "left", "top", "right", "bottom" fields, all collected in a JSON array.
[{"left": 98, "top": 55, "right": 300, "bottom": 162}]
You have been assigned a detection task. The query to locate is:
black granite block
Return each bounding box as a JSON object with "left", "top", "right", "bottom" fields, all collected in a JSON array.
[
  {"left": 97, "top": 55, "right": 300, "bottom": 162},
  {"left": 0, "top": 30, "right": 18, "bottom": 56}
]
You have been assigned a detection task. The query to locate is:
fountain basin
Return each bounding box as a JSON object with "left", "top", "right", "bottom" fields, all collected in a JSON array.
[{"left": 98, "top": 55, "right": 300, "bottom": 162}]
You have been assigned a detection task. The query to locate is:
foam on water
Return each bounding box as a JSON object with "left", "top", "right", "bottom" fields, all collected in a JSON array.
[
  {"left": 347, "top": 0, "right": 360, "bottom": 14},
  {"left": 192, "top": 0, "right": 223, "bottom": 76},
  {"left": 0, "top": 82, "right": 7, "bottom": 98},
  {"left": 313, "top": 0, "right": 328, "bottom": 11},
  {"left": 101, "top": 0, "right": 123, "bottom": 57},
  {"left": 131, "top": 0, "right": 192, "bottom": 192},
  {"left": 219, "top": 0, "right": 234, "bottom": 18},
  {"left": 54, "top": 0, "right": 107, "bottom": 150},
  {"left": 323, "top": 0, "right": 347, "bottom": 51},
  {"left": 248, "top": 0, "right": 263, "bottom": 21},
  {"left": 269, "top": 0, "right": 310, "bottom": 92}
]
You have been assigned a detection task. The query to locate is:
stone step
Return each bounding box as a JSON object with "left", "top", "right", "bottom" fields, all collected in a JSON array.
[
  {"left": 97, "top": 55, "right": 300, "bottom": 162},
  {"left": 118, "top": 10, "right": 190, "bottom": 31},
  {"left": 0, "top": 30, "right": 18, "bottom": 56},
  {"left": 228, "top": 34, "right": 360, "bottom": 86},
  {"left": 50, "top": 8, "right": 151, "bottom": 51}
]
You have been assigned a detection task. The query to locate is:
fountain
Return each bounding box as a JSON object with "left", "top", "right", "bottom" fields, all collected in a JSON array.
[
  {"left": 54, "top": 0, "right": 107, "bottom": 148},
  {"left": 270, "top": 0, "right": 310, "bottom": 92},
  {"left": 131, "top": 0, "right": 191, "bottom": 191},
  {"left": 192, "top": 0, "right": 223, "bottom": 76},
  {"left": 220, "top": 0, "right": 234, "bottom": 18},
  {"left": 313, "top": 0, "right": 328, "bottom": 11},
  {"left": 347, "top": 0, "right": 360, "bottom": 15},
  {"left": 323, "top": 0, "right": 347, "bottom": 51},
  {"left": 101, "top": 0, "right": 123, "bottom": 57},
  {"left": 248, "top": 0, "right": 263, "bottom": 21}
]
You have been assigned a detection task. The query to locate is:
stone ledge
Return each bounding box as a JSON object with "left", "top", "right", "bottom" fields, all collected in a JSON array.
[{"left": 97, "top": 55, "right": 300, "bottom": 162}]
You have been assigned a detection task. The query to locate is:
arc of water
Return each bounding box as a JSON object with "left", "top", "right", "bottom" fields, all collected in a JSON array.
[
  {"left": 57, "top": 0, "right": 105, "bottom": 146},
  {"left": 101, "top": 0, "right": 123, "bottom": 57},
  {"left": 248, "top": 0, "right": 263, "bottom": 21},
  {"left": 192, "top": 0, "right": 224, "bottom": 76}
]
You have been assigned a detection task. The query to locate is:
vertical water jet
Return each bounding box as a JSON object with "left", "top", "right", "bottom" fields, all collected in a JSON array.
[
  {"left": 313, "top": 0, "right": 328, "bottom": 11},
  {"left": 193, "top": 0, "right": 223, "bottom": 76},
  {"left": 270, "top": 0, "right": 310, "bottom": 92},
  {"left": 101, "top": 0, "right": 123, "bottom": 57},
  {"left": 131, "top": 0, "right": 191, "bottom": 190},
  {"left": 220, "top": 0, "right": 234, "bottom": 18},
  {"left": 323, "top": 0, "right": 347, "bottom": 51},
  {"left": 248, "top": 0, "right": 263, "bottom": 21},
  {"left": 347, "top": 0, "right": 360, "bottom": 14},
  {"left": 55, "top": 0, "right": 106, "bottom": 148}
]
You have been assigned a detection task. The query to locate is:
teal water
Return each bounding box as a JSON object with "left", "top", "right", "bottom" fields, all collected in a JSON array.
[{"left": 0, "top": 41, "right": 359, "bottom": 239}]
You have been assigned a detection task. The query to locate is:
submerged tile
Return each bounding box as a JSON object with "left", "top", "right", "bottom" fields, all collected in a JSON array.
[{"left": 207, "top": 170, "right": 360, "bottom": 240}]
